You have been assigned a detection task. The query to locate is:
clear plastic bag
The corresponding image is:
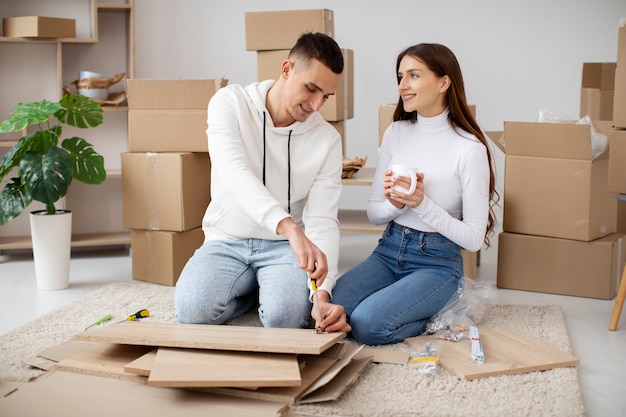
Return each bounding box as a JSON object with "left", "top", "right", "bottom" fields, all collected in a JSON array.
[
  {"left": 423, "top": 276, "right": 496, "bottom": 341},
  {"left": 409, "top": 340, "right": 441, "bottom": 376}
]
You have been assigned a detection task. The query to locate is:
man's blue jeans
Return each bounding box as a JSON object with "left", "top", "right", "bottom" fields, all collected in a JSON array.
[
  {"left": 332, "top": 221, "right": 463, "bottom": 345},
  {"left": 174, "top": 239, "right": 311, "bottom": 328}
]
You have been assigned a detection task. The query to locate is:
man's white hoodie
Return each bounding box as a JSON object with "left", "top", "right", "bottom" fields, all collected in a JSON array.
[{"left": 202, "top": 80, "right": 343, "bottom": 295}]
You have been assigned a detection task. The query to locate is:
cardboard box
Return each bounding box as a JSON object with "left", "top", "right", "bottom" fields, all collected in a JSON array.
[
  {"left": 609, "top": 129, "right": 626, "bottom": 193},
  {"left": 2, "top": 16, "right": 75, "bottom": 38},
  {"left": 329, "top": 120, "right": 346, "bottom": 155},
  {"left": 502, "top": 121, "right": 616, "bottom": 241},
  {"left": 619, "top": 198, "right": 626, "bottom": 234},
  {"left": 126, "top": 79, "right": 227, "bottom": 110},
  {"left": 497, "top": 232, "right": 625, "bottom": 300},
  {"left": 245, "top": 9, "right": 334, "bottom": 51},
  {"left": 256, "top": 49, "right": 354, "bottom": 121},
  {"left": 122, "top": 152, "right": 211, "bottom": 232},
  {"left": 581, "top": 62, "right": 616, "bottom": 90},
  {"left": 131, "top": 227, "right": 204, "bottom": 286},
  {"left": 128, "top": 110, "right": 208, "bottom": 152},
  {"left": 614, "top": 19, "right": 626, "bottom": 128},
  {"left": 580, "top": 88, "right": 614, "bottom": 120}
]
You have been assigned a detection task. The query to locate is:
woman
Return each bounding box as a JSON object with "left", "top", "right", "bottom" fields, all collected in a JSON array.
[{"left": 332, "top": 43, "right": 498, "bottom": 345}]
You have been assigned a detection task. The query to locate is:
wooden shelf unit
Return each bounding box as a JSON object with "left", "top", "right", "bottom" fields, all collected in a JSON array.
[
  {"left": 339, "top": 168, "right": 384, "bottom": 234},
  {"left": 0, "top": 0, "right": 134, "bottom": 251}
]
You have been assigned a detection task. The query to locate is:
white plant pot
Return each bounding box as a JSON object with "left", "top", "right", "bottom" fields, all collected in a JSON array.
[{"left": 29, "top": 210, "right": 72, "bottom": 291}]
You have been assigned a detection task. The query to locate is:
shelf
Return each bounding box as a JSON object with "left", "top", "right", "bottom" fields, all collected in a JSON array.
[
  {"left": 342, "top": 167, "right": 375, "bottom": 186},
  {"left": 338, "top": 210, "right": 384, "bottom": 234},
  {"left": 0, "top": 231, "right": 130, "bottom": 251}
]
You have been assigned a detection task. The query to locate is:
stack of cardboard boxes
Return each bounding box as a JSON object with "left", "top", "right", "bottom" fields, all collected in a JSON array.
[
  {"left": 497, "top": 19, "right": 626, "bottom": 299},
  {"left": 122, "top": 79, "right": 227, "bottom": 286},
  {"left": 245, "top": 9, "right": 354, "bottom": 154}
]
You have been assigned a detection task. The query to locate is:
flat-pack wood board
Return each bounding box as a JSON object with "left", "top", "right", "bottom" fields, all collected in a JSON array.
[
  {"left": 75, "top": 321, "right": 345, "bottom": 354},
  {"left": 0, "top": 371, "right": 289, "bottom": 417},
  {"left": 54, "top": 342, "right": 154, "bottom": 382},
  {"left": 147, "top": 347, "right": 302, "bottom": 388},
  {"left": 405, "top": 326, "right": 579, "bottom": 380}
]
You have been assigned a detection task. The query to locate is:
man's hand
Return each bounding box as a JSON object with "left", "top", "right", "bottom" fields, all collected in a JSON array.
[
  {"left": 312, "top": 290, "right": 352, "bottom": 333},
  {"left": 276, "top": 217, "right": 328, "bottom": 285}
]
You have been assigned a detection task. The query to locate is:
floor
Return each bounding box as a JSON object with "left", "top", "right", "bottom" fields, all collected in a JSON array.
[{"left": 1, "top": 232, "right": 625, "bottom": 417}]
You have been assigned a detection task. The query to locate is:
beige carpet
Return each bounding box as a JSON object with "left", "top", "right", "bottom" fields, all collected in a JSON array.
[{"left": 0, "top": 281, "right": 585, "bottom": 417}]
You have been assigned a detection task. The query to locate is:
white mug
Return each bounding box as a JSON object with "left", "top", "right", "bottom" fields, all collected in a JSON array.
[{"left": 390, "top": 164, "right": 418, "bottom": 194}]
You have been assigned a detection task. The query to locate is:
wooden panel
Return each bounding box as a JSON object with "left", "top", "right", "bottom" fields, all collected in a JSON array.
[
  {"left": 54, "top": 342, "right": 153, "bottom": 383},
  {"left": 124, "top": 349, "right": 156, "bottom": 376},
  {"left": 405, "top": 327, "right": 579, "bottom": 380},
  {"left": 0, "top": 371, "right": 289, "bottom": 417},
  {"left": 147, "top": 348, "right": 302, "bottom": 388},
  {"left": 75, "top": 321, "right": 346, "bottom": 354}
]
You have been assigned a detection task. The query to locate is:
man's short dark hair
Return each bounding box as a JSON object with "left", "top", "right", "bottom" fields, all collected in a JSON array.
[{"left": 288, "top": 32, "right": 344, "bottom": 74}]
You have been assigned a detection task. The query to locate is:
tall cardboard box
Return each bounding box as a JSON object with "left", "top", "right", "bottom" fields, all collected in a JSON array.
[
  {"left": 131, "top": 228, "right": 204, "bottom": 286},
  {"left": 502, "top": 121, "right": 617, "bottom": 241},
  {"left": 497, "top": 232, "right": 625, "bottom": 300},
  {"left": 609, "top": 129, "right": 626, "bottom": 194},
  {"left": 256, "top": 49, "right": 354, "bottom": 121},
  {"left": 580, "top": 62, "right": 615, "bottom": 121},
  {"left": 614, "top": 18, "right": 626, "bottom": 128},
  {"left": 122, "top": 152, "right": 211, "bottom": 232},
  {"left": 245, "top": 9, "right": 334, "bottom": 51}
]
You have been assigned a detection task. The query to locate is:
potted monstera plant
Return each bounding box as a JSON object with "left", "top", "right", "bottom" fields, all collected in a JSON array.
[{"left": 0, "top": 94, "right": 106, "bottom": 290}]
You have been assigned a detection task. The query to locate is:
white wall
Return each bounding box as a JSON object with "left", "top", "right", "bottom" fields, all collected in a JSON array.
[{"left": 135, "top": 0, "right": 626, "bottom": 209}]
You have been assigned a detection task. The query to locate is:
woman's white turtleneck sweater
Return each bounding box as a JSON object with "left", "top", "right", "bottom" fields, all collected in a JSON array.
[{"left": 368, "top": 109, "right": 490, "bottom": 252}]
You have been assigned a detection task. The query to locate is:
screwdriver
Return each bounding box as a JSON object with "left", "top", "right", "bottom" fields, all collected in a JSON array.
[
  {"left": 84, "top": 313, "right": 112, "bottom": 330},
  {"left": 124, "top": 309, "right": 150, "bottom": 321},
  {"left": 309, "top": 275, "right": 324, "bottom": 334}
]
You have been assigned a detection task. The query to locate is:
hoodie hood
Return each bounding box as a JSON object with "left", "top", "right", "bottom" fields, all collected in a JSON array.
[{"left": 245, "top": 80, "right": 325, "bottom": 137}]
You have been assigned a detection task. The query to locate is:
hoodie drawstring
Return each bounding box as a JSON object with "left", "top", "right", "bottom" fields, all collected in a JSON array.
[{"left": 262, "top": 111, "right": 292, "bottom": 214}]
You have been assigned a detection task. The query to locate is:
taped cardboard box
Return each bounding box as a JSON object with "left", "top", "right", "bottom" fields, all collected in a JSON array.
[
  {"left": 497, "top": 232, "right": 625, "bottom": 299},
  {"left": 128, "top": 110, "right": 208, "bottom": 152},
  {"left": 3, "top": 16, "right": 75, "bottom": 38},
  {"left": 131, "top": 227, "right": 204, "bottom": 286},
  {"left": 126, "top": 79, "right": 228, "bottom": 110},
  {"left": 502, "top": 121, "right": 616, "bottom": 241},
  {"left": 245, "top": 9, "right": 334, "bottom": 51},
  {"left": 257, "top": 49, "right": 354, "bottom": 121},
  {"left": 122, "top": 152, "right": 211, "bottom": 232}
]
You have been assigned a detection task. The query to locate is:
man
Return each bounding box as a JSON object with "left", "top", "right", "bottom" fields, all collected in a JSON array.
[{"left": 175, "top": 32, "right": 350, "bottom": 333}]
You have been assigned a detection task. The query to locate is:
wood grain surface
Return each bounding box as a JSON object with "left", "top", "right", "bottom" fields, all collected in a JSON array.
[{"left": 75, "top": 321, "right": 346, "bottom": 354}]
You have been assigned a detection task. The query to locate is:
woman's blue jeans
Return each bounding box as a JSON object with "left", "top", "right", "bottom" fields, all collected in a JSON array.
[
  {"left": 332, "top": 221, "right": 463, "bottom": 345},
  {"left": 174, "top": 239, "right": 311, "bottom": 328}
]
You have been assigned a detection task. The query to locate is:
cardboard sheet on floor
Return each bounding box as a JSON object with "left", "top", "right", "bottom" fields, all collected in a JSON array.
[
  {"left": 204, "top": 344, "right": 357, "bottom": 404},
  {"left": 354, "top": 346, "right": 410, "bottom": 364},
  {"left": 24, "top": 340, "right": 94, "bottom": 371},
  {"left": 0, "top": 371, "right": 288, "bottom": 417},
  {"left": 148, "top": 347, "right": 302, "bottom": 388},
  {"left": 54, "top": 342, "right": 154, "bottom": 383},
  {"left": 404, "top": 326, "right": 579, "bottom": 380},
  {"left": 75, "top": 321, "right": 345, "bottom": 354}
]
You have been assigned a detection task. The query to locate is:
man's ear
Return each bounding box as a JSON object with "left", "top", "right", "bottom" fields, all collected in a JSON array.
[{"left": 281, "top": 59, "right": 294, "bottom": 79}]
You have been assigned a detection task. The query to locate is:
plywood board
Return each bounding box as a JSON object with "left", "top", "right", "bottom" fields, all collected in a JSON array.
[
  {"left": 147, "top": 347, "right": 302, "bottom": 388},
  {"left": 203, "top": 345, "right": 348, "bottom": 404},
  {"left": 75, "top": 321, "right": 345, "bottom": 354},
  {"left": 54, "top": 342, "right": 154, "bottom": 383},
  {"left": 124, "top": 349, "right": 157, "bottom": 376},
  {"left": 0, "top": 371, "right": 288, "bottom": 417},
  {"left": 405, "top": 326, "right": 579, "bottom": 380}
]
